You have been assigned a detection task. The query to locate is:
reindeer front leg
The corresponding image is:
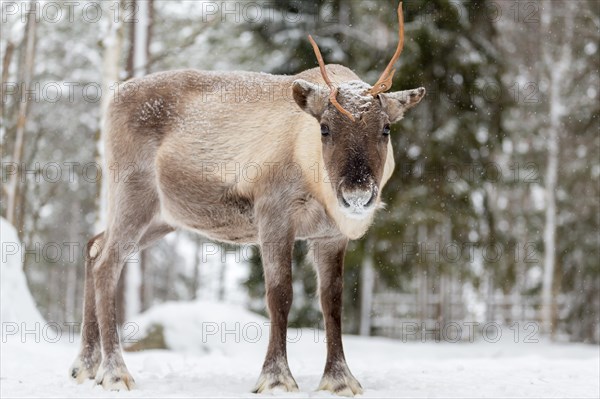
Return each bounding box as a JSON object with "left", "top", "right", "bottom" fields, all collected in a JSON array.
[
  {"left": 252, "top": 206, "right": 298, "bottom": 393},
  {"left": 311, "top": 237, "right": 363, "bottom": 396}
]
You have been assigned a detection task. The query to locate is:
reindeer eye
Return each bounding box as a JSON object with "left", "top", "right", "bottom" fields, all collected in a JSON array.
[
  {"left": 320, "top": 124, "right": 330, "bottom": 136},
  {"left": 383, "top": 124, "right": 391, "bottom": 136}
]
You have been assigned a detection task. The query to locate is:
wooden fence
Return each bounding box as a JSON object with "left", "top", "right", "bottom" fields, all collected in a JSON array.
[{"left": 370, "top": 289, "right": 572, "bottom": 342}]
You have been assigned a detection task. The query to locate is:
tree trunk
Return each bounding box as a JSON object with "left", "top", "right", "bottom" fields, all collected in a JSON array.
[
  {"left": 64, "top": 197, "right": 80, "bottom": 322},
  {"left": 125, "top": 0, "right": 136, "bottom": 80},
  {"left": 139, "top": 250, "right": 148, "bottom": 311},
  {"left": 134, "top": 0, "right": 149, "bottom": 78},
  {"left": 417, "top": 224, "right": 428, "bottom": 324},
  {"left": 123, "top": 0, "right": 153, "bottom": 318},
  {"left": 541, "top": 98, "right": 558, "bottom": 335},
  {"left": 98, "top": 0, "right": 126, "bottom": 323},
  {"left": 0, "top": 41, "right": 15, "bottom": 119},
  {"left": 540, "top": 1, "right": 574, "bottom": 337},
  {"left": 218, "top": 261, "right": 227, "bottom": 302},
  {"left": 125, "top": 253, "right": 141, "bottom": 320},
  {"left": 147, "top": 0, "right": 154, "bottom": 71},
  {"left": 359, "top": 241, "right": 375, "bottom": 336},
  {"left": 6, "top": 1, "right": 37, "bottom": 228},
  {"left": 192, "top": 237, "right": 202, "bottom": 299}
]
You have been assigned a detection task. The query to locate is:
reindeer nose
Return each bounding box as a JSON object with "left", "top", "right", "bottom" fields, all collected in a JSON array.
[{"left": 341, "top": 187, "right": 375, "bottom": 209}]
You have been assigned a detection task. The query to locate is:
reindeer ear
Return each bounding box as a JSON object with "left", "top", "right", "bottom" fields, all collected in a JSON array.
[
  {"left": 379, "top": 87, "right": 426, "bottom": 123},
  {"left": 292, "top": 79, "right": 329, "bottom": 119}
]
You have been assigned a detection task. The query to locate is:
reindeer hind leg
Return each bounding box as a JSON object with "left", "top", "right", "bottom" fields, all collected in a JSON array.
[{"left": 92, "top": 176, "right": 161, "bottom": 390}]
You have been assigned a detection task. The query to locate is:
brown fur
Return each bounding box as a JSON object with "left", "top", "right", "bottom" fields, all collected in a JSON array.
[{"left": 70, "top": 65, "right": 425, "bottom": 395}]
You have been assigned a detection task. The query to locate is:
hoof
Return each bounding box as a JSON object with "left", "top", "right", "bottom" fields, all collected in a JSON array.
[
  {"left": 70, "top": 362, "right": 97, "bottom": 384},
  {"left": 318, "top": 364, "right": 363, "bottom": 397},
  {"left": 70, "top": 351, "right": 101, "bottom": 384},
  {"left": 252, "top": 372, "right": 299, "bottom": 393},
  {"left": 95, "top": 362, "right": 136, "bottom": 391}
]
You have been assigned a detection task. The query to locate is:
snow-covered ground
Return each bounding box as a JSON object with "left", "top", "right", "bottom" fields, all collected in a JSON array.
[
  {"left": 2, "top": 304, "right": 599, "bottom": 398},
  {"left": 2, "top": 219, "right": 598, "bottom": 398}
]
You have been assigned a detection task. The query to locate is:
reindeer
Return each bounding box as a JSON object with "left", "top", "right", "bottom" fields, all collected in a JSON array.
[{"left": 69, "top": 2, "right": 424, "bottom": 396}]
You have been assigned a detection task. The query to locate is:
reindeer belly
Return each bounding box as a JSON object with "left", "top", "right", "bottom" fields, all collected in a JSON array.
[
  {"left": 158, "top": 185, "right": 258, "bottom": 244},
  {"left": 155, "top": 151, "right": 258, "bottom": 244}
]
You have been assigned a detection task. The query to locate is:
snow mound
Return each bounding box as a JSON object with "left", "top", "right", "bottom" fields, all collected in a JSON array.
[
  {"left": 128, "top": 300, "right": 269, "bottom": 355},
  {"left": 0, "top": 218, "right": 44, "bottom": 325}
]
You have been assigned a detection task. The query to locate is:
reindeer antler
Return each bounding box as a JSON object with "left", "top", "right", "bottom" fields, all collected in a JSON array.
[
  {"left": 308, "top": 35, "right": 356, "bottom": 122},
  {"left": 368, "top": 1, "right": 404, "bottom": 96}
]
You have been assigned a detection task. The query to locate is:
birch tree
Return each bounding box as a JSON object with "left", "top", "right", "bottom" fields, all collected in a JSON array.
[
  {"left": 540, "top": 1, "right": 575, "bottom": 336},
  {"left": 97, "top": 0, "right": 126, "bottom": 323},
  {"left": 359, "top": 251, "right": 375, "bottom": 336},
  {"left": 123, "top": 0, "right": 153, "bottom": 319},
  {"left": 97, "top": 1, "right": 125, "bottom": 230}
]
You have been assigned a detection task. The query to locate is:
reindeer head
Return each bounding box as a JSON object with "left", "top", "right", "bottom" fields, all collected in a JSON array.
[{"left": 292, "top": 2, "right": 425, "bottom": 220}]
